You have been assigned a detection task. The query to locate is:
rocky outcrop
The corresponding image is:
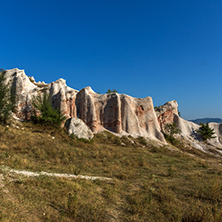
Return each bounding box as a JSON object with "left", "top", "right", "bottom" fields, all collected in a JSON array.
[
  {"left": 75, "top": 87, "right": 165, "bottom": 142},
  {"left": 155, "top": 100, "right": 222, "bottom": 150},
  {"left": 155, "top": 100, "right": 179, "bottom": 131},
  {"left": 65, "top": 117, "right": 94, "bottom": 140},
  {"left": 5, "top": 68, "right": 165, "bottom": 143},
  {"left": 209, "top": 122, "right": 222, "bottom": 145},
  {"left": 5, "top": 68, "right": 221, "bottom": 148},
  {"left": 5, "top": 68, "right": 78, "bottom": 120}
]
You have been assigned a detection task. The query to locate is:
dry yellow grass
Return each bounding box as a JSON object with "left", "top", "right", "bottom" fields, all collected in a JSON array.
[{"left": 1, "top": 122, "right": 222, "bottom": 221}]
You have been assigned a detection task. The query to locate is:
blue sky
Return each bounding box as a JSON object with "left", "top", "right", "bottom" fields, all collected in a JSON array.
[{"left": 1, "top": 0, "right": 222, "bottom": 120}]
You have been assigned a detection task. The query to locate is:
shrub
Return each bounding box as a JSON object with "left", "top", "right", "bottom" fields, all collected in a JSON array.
[
  {"left": 164, "top": 122, "right": 181, "bottom": 146},
  {"left": 31, "top": 92, "right": 66, "bottom": 127},
  {"left": 137, "top": 136, "right": 148, "bottom": 146},
  {"left": 197, "top": 122, "right": 216, "bottom": 142},
  {"left": 154, "top": 106, "right": 159, "bottom": 111},
  {"left": 106, "top": 89, "right": 117, "bottom": 94},
  {"left": 165, "top": 122, "right": 181, "bottom": 137},
  {"left": 0, "top": 69, "right": 14, "bottom": 124},
  {"left": 164, "top": 133, "right": 181, "bottom": 146}
]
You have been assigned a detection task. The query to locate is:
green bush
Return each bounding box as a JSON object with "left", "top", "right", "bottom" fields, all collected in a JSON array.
[
  {"left": 154, "top": 106, "right": 159, "bottom": 111},
  {"left": 164, "top": 133, "right": 181, "bottom": 146},
  {"left": 106, "top": 89, "right": 117, "bottom": 94},
  {"left": 165, "top": 122, "right": 181, "bottom": 137},
  {"left": 137, "top": 136, "right": 148, "bottom": 146},
  {"left": 164, "top": 123, "right": 181, "bottom": 146},
  {"left": 0, "top": 69, "right": 14, "bottom": 124},
  {"left": 197, "top": 122, "right": 216, "bottom": 142},
  {"left": 31, "top": 92, "right": 66, "bottom": 127}
]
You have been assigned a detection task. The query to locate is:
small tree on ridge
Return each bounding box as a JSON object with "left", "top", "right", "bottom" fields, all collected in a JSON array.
[{"left": 197, "top": 122, "right": 216, "bottom": 142}]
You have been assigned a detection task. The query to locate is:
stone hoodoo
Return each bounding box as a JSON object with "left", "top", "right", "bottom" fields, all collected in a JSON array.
[{"left": 4, "top": 68, "right": 166, "bottom": 143}]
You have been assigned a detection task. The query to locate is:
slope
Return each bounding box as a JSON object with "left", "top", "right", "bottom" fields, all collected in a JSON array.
[{"left": 1, "top": 122, "right": 222, "bottom": 221}]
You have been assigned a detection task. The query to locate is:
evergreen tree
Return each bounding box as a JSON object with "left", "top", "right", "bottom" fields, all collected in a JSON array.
[
  {"left": 0, "top": 69, "right": 14, "bottom": 124},
  {"left": 31, "top": 92, "right": 66, "bottom": 127},
  {"left": 197, "top": 122, "right": 216, "bottom": 142}
]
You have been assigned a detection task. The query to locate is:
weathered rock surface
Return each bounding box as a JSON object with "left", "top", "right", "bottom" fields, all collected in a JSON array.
[
  {"left": 209, "top": 122, "right": 222, "bottom": 145},
  {"left": 155, "top": 100, "right": 179, "bottom": 131},
  {"left": 65, "top": 117, "right": 94, "bottom": 140},
  {"left": 4, "top": 68, "right": 221, "bottom": 150},
  {"left": 155, "top": 100, "right": 222, "bottom": 151},
  {"left": 75, "top": 87, "right": 165, "bottom": 142},
  {"left": 4, "top": 68, "right": 165, "bottom": 143},
  {"left": 5, "top": 68, "right": 78, "bottom": 120}
]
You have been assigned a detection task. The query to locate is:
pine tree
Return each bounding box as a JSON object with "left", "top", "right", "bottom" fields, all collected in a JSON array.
[
  {"left": 0, "top": 69, "right": 14, "bottom": 124},
  {"left": 31, "top": 92, "right": 66, "bottom": 127},
  {"left": 197, "top": 122, "right": 216, "bottom": 142}
]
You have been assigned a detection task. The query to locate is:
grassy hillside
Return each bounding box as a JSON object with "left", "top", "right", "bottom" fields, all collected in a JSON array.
[{"left": 1, "top": 123, "right": 222, "bottom": 221}]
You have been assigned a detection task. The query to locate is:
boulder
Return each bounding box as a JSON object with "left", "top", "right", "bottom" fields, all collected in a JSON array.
[{"left": 65, "top": 117, "right": 94, "bottom": 140}]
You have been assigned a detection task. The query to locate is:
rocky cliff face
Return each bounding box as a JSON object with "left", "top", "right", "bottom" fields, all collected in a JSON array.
[
  {"left": 155, "top": 100, "right": 222, "bottom": 150},
  {"left": 155, "top": 100, "right": 179, "bottom": 131},
  {"left": 4, "top": 68, "right": 165, "bottom": 143},
  {"left": 75, "top": 87, "right": 165, "bottom": 142},
  {"left": 209, "top": 122, "right": 222, "bottom": 145},
  {"left": 5, "top": 68, "right": 78, "bottom": 120},
  {"left": 4, "top": 68, "right": 222, "bottom": 148}
]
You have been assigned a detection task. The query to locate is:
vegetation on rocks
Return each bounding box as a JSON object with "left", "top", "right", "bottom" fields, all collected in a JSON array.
[
  {"left": 164, "top": 123, "right": 181, "bottom": 146},
  {"left": 0, "top": 69, "right": 14, "bottom": 124},
  {"left": 31, "top": 92, "right": 66, "bottom": 127},
  {"left": 106, "top": 89, "right": 117, "bottom": 94},
  {"left": 165, "top": 122, "right": 181, "bottom": 137}
]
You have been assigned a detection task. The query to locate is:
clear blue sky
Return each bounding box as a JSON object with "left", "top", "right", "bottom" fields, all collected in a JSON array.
[{"left": 1, "top": 0, "right": 222, "bottom": 120}]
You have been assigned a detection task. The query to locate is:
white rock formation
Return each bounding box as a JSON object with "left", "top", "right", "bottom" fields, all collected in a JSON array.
[
  {"left": 4, "top": 68, "right": 221, "bottom": 150},
  {"left": 155, "top": 100, "right": 179, "bottom": 131},
  {"left": 4, "top": 68, "right": 166, "bottom": 143},
  {"left": 155, "top": 100, "right": 222, "bottom": 151},
  {"left": 65, "top": 117, "right": 94, "bottom": 140},
  {"left": 5, "top": 68, "right": 78, "bottom": 120},
  {"left": 75, "top": 87, "right": 166, "bottom": 142},
  {"left": 209, "top": 122, "right": 222, "bottom": 146}
]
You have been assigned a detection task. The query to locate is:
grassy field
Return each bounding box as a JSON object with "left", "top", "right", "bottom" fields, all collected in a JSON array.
[{"left": 1, "top": 123, "right": 222, "bottom": 221}]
